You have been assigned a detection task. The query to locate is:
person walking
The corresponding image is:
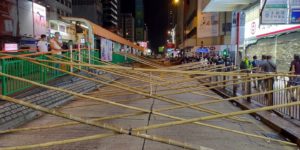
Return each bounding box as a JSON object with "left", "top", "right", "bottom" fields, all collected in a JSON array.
[
  {"left": 260, "top": 55, "right": 276, "bottom": 102},
  {"left": 37, "top": 34, "right": 49, "bottom": 53}
]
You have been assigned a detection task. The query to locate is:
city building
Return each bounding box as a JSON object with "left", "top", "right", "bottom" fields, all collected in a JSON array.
[
  {"left": 135, "top": 0, "right": 144, "bottom": 41},
  {"left": 120, "top": 13, "right": 135, "bottom": 42},
  {"left": 102, "top": 0, "right": 120, "bottom": 33},
  {"left": 174, "top": 0, "right": 233, "bottom": 58},
  {"left": 44, "top": 0, "right": 72, "bottom": 20},
  {"left": 72, "top": 0, "right": 103, "bottom": 26},
  {"left": 168, "top": 4, "right": 176, "bottom": 29}
]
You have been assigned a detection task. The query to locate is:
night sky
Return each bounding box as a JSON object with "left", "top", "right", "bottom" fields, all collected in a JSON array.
[{"left": 120, "top": 0, "right": 169, "bottom": 52}]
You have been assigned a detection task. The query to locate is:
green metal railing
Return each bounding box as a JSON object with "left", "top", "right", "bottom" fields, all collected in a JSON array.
[{"left": 0, "top": 49, "right": 134, "bottom": 96}]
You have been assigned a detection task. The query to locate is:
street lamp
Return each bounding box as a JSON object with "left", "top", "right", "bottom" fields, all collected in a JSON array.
[{"left": 174, "top": 0, "right": 179, "bottom": 4}]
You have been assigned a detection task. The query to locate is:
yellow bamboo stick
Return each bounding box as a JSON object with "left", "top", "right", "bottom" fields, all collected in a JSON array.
[{"left": 0, "top": 133, "right": 116, "bottom": 150}]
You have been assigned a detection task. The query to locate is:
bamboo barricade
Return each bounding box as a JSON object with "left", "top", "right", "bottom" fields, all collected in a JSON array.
[
  {"left": 0, "top": 95, "right": 208, "bottom": 150},
  {"left": 0, "top": 53, "right": 278, "bottom": 124},
  {"left": 6, "top": 54, "right": 248, "bottom": 123},
  {"left": 7, "top": 53, "right": 283, "bottom": 125},
  {"left": 0, "top": 73, "right": 297, "bottom": 146},
  {"left": 0, "top": 93, "right": 296, "bottom": 146},
  {"left": 0, "top": 55, "right": 298, "bottom": 146},
  {"left": 1, "top": 59, "right": 298, "bottom": 145}
]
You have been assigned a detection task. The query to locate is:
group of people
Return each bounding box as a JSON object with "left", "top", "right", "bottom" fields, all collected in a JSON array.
[
  {"left": 240, "top": 54, "right": 300, "bottom": 99},
  {"left": 240, "top": 54, "right": 300, "bottom": 77},
  {"left": 240, "top": 55, "right": 277, "bottom": 73},
  {"left": 36, "top": 32, "right": 64, "bottom": 54},
  {"left": 182, "top": 55, "right": 233, "bottom": 67}
]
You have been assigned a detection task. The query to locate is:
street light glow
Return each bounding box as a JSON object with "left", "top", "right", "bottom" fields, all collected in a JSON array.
[{"left": 174, "top": 0, "right": 179, "bottom": 4}]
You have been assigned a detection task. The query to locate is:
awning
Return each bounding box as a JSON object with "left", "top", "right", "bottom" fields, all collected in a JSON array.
[
  {"left": 62, "top": 17, "right": 144, "bottom": 51},
  {"left": 203, "top": 0, "right": 257, "bottom": 12}
]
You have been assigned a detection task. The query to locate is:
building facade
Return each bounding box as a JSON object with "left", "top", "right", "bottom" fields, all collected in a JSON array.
[
  {"left": 72, "top": 0, "right": 103, "bottom": 26},
  {"left": 120, "top": 13, "right": 135, "bottom": 42},
  {"left": 44, "top": 0, "right": 72, "bottom": 20},
  {"left": 102, "top": 0, "right": 120, "bottom": 33},
  {"left": 175, "top": 0, "right": 232, "bottom": 50}
]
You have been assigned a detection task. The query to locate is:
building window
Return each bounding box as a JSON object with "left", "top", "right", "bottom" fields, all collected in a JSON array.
[{"left": 57, "top": 8, "right": 60, "bottom": 15}]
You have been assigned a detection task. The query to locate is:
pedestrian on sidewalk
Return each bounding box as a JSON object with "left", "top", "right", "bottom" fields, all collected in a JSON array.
[{"left": 37, "top": 34, "right": 49, "bottom": 53}]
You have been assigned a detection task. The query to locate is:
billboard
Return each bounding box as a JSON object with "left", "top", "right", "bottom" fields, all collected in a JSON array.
[
  {"left": 135, "top": 0, "right": 144, "bottom": 41},
  {"left": 33, "top": 3, "right": 47, "bottom": 38},
  {"left": 101, "top": 38, "right": 113, "bottom": 62},
  {"left": 197, "top": 0, "right": 219, "bottom": 38}
]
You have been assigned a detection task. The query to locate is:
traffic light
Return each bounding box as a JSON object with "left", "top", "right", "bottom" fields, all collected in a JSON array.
[{"left": 222, "top": 49, "right": 229, "bottom": 56}]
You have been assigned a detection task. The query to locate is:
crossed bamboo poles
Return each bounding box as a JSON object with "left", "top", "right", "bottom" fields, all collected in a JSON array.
[{"left": 0, "top": 52, "right": 298, "bottom": 149}]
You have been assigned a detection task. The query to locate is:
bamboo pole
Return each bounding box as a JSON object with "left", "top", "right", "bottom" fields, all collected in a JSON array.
[{"left": 0, "top": 133, "right": 116, "bottom": 150}]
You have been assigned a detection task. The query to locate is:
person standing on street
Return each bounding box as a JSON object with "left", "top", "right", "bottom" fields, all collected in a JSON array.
[
  {"left": 50, "top": 32, "right": 63, "bottom": 55},
  {"left": 37, "top": 34, "right": 48, "bottom": 53}
]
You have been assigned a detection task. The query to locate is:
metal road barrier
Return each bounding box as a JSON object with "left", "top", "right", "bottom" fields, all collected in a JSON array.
[{"left": 0, "top": 49, "right": 133, "bottom": 96}]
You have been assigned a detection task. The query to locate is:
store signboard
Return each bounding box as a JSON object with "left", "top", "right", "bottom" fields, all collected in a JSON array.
[
  {"left": 261, "top": 0, "right": 288, "bottom": 24},
  {"left": 261, "top": 0, "right": 300, "bottom": 24},
  {"left": 4, "top": 43, "right": 18, "bottom": 51},
  {"left": 245, "top": 4, "right": 300, "bottom": 43},
  {"left": 291, "top": 8, "right": 300, "bottom": 23}
]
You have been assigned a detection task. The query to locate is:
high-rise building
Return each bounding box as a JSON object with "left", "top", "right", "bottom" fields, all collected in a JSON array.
[
  {"left": 102, "top": 0, "right": 120, "bottom": 33},
  {"left": 168, "top": 7, "right": 175, "bottom": 29},
  {"left": 72, "top": 0, "right": 103, "bottom": 26},
  {"left": 135, "top": 0, "right": 144, "bottom": 41},
  {"left": 120, "top": 13, "right": 135, "bottom": 42}
]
